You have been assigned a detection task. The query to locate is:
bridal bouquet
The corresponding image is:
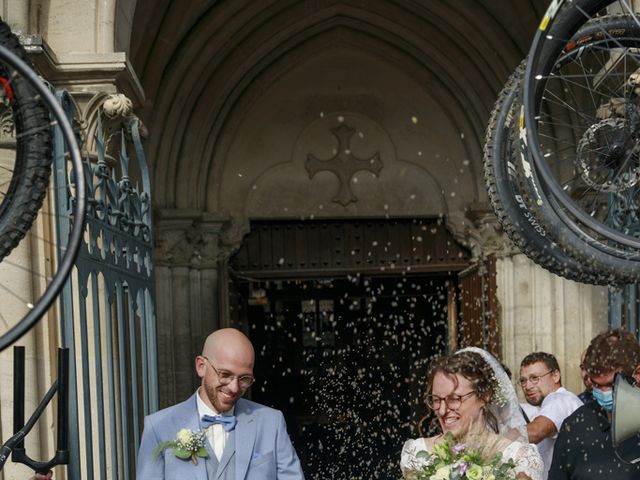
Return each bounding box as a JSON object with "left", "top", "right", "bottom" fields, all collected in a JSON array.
[{"left": 402, "top": 432, "right": 517, "bottom": 480}]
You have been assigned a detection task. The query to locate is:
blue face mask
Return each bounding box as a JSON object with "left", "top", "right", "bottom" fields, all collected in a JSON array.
[{"left": 592, "top": 387, "right": 614, "bottom": 411}]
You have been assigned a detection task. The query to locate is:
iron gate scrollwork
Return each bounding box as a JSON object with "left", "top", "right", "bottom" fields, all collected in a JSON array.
[{"left": 53, "top": 91, "right": 158, "bottom": 480}]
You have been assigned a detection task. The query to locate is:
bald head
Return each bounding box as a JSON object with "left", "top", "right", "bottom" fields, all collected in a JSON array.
[
  {"left": 202, "top": 328, "right": 255, "bottom": 367},
  {"left": 197, "top": 328, "right": 255, "bottom": 412}
]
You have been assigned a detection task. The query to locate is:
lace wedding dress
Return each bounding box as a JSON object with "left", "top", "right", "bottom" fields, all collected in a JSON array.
[{"left": 400, "top": 437, "right": 544, "bottom": 480}]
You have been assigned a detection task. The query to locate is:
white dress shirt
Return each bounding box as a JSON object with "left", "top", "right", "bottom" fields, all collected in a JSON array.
[
  {"left": 520, "top": 402, "right": 540, "bottom": 422},
  {"left": 196, "top": 389, "right": 235, "bottom": 461}
]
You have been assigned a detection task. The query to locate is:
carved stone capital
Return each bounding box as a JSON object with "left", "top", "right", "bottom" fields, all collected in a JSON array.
[
  {"left": 218, "top": 219, "right": 250, "bottom": 261},
  {"left": 447, "top": 205, "right": 518, "bottom": 260},
  {"left": 155, "top": 210, "right": 231, "bottom": 268},
  {"left": 22, "top": 35, "right": 146, "bottom": 154},
  {"left": 24, "top": 35, "right": 144, "bottom": 106}
]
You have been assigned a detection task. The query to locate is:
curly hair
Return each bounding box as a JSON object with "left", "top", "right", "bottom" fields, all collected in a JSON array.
[
  {"left": 418, "top": 351, "right": 500, "bottom": 436},
  {"left": 583, "top": 328, "right": 640, "bottom": 377}
]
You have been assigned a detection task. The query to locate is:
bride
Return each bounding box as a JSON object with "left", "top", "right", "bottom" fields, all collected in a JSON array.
[{"left": 400, "top": 347, "right": 543, "bottom": 480}]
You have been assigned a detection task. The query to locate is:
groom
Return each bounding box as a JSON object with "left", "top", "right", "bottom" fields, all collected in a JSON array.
[{"left": 136, "top": 328, "right": 305, "bottom": 479}]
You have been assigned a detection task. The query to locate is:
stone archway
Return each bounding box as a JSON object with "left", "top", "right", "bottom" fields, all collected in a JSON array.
[{"left": 141, "top": 0, "right": 607, "bottom": 408}]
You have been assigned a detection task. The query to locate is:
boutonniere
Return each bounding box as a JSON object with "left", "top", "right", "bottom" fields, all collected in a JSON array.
[{"left": 153, "top": 428, "right": 209, "bottom": 465}]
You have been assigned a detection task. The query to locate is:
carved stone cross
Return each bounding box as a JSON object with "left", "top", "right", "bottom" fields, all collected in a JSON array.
[{"left": 305, "top": 124, "right": 383, "bottom": 206}]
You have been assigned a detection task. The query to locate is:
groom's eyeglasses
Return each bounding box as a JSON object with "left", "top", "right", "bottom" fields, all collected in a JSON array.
[
  {"left": 426, "top": 391, "right": 476, "bottom": 410},
  {"left": 519, "top": 369, "right": 554, "bottom": 387},
  {"left": 203, "top": 356, "right": 255, "bottom": 388}
]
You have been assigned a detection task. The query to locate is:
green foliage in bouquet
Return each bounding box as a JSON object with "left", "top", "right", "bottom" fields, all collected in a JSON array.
[
  {"left": 153, "top": 428, "right": 209, "bottom": 465},
  {"left": 403, "top": 431, "right": 517, "bottom": 480}
]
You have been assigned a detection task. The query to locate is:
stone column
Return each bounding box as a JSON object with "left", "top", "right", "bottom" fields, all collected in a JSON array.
[
  {"left": 497, "top": 254, "right": 608, "bottom": 397},
  {"left": 155, "top": 210, "right": 230, "bottom": 407},
  {"left": 26, "top": 0, "right": 120, "bottom": 55}
]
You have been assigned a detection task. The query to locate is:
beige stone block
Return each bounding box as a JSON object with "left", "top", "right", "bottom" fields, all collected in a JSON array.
[{"left": 498, "top": 255, "right": 607, "bottom": 399}]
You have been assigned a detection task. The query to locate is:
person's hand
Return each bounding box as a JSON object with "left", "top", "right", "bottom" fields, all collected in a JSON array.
[{"left": 30, "top": 471, "right": 53, "bottom": 480}]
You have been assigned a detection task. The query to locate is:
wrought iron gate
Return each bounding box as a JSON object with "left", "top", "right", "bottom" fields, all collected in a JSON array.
[{"left": 53, "top": 91, "right": 157, "bottom": 479}]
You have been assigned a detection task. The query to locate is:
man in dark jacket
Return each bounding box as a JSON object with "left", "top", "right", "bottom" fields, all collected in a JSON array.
[{"left": 548, "top": 329, "right": 640, "bottom": 480}]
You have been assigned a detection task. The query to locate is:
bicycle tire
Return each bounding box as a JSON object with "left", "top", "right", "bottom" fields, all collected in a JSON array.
[
  {"left": 521, "top": 0, "right": 640, "bottom": 251},
  {"left": 483, "top": 59, "right": 609, "bottom": 284},
  {"left": 515, "top": 14, "right": 640, "bottom": 281},
  {"left": 0, "top": 48, "right": 85, "bottom": 352},
  {"left": 0, "top": 18, "right": 52, "bottom": 261}
]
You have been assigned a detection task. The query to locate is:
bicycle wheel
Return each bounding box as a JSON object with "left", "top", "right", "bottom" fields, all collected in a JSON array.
[
  {"left": 517, "top": 12, "right": 640, "bottom": 279},
  {"left": 484, "top": 16, "right": 640, "bottom": 285},
  {"left": 521, "top": 1, "right": 640, "bottom": 252},
  {"left": 0, "top": 18, "right": 52, "bottom": 261},
  {"left": 484, "top": 59, "right": 612, "bottom": 283},
  {"left": 0, "top": 36, "right": 85, "bottom": 351}
]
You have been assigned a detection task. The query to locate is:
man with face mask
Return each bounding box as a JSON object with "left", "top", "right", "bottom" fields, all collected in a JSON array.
[{"left": 548, "top": 329, "right": 640, "bottom": 480}]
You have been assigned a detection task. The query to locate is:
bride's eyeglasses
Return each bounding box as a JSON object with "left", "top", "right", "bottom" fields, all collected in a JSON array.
[{"left": 426, "top": 391, "right": 476, "bottom": 410}]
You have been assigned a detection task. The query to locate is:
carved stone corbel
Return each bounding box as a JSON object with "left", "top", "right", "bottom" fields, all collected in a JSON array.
[
  {"left": 447, "top": 205, "right": 518, "bottom": 261},
  {"left": 155, "top": 210, "right": 231, "bottom": 268},
  {"left": 102, "top": 93, "right": 148, "bottom": 138},
  {"left": 103, "top": 93, "right": 132, "bottom": 118},
  {"left": 218, "top": 218, "right": 250, "bottom": 262}
]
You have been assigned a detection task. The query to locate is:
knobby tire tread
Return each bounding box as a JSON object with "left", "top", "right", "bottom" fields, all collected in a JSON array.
[
  {"left": 0, "top": 18, "right": 52, "bottom": 261},
  {"left": 517, "top": 14, "right": 640, "bottom": 281},
  {"left": 483, "top": 60, "right": 607, "bottom": 284}
]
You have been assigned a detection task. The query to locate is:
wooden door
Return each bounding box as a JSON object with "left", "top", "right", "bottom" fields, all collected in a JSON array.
[{"left": 457, "top": 254, "right": 501, "bottom": 356}]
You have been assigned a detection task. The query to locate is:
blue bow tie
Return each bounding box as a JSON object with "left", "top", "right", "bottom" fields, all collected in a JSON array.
[{"left": 201, "top": 414, "right": 237, "bottom": 432}]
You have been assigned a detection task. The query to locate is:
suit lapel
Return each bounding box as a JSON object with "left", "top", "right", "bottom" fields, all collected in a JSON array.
[
  {"left": 170, "top": 394, "right": 202, "bottom": 433},
  {"left": 234, "top": 399, "right": 256, "bottom": 480},
  {"left": 168, "top": 393, "right": 209, "bottom": 479}
]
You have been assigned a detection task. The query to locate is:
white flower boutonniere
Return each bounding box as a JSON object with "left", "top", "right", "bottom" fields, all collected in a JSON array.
[{"left": 153, "top": 428, "right": 209, "bottom": 465}]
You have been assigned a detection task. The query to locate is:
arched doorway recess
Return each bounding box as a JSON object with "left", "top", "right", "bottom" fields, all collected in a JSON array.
[
  {"left": 138, "top": 0, "right": 606, "bottom": 418},
  {"left": 228, "top": 217, "right": 497, "bottom": 478}
]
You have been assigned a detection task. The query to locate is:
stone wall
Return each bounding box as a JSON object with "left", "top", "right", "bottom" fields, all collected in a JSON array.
[{"left": 498, "top": 254, "right": 609, "bottom": 398}]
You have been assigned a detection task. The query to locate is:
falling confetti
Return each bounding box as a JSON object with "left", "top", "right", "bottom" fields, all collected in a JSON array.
[{"left": 248, "top": 273, "right": 450, "bottom": 479}]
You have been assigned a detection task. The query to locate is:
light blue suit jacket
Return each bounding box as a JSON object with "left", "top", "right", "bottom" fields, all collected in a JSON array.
[{"left": 136, "top": 393, "right": 305, "bottom": 480}]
